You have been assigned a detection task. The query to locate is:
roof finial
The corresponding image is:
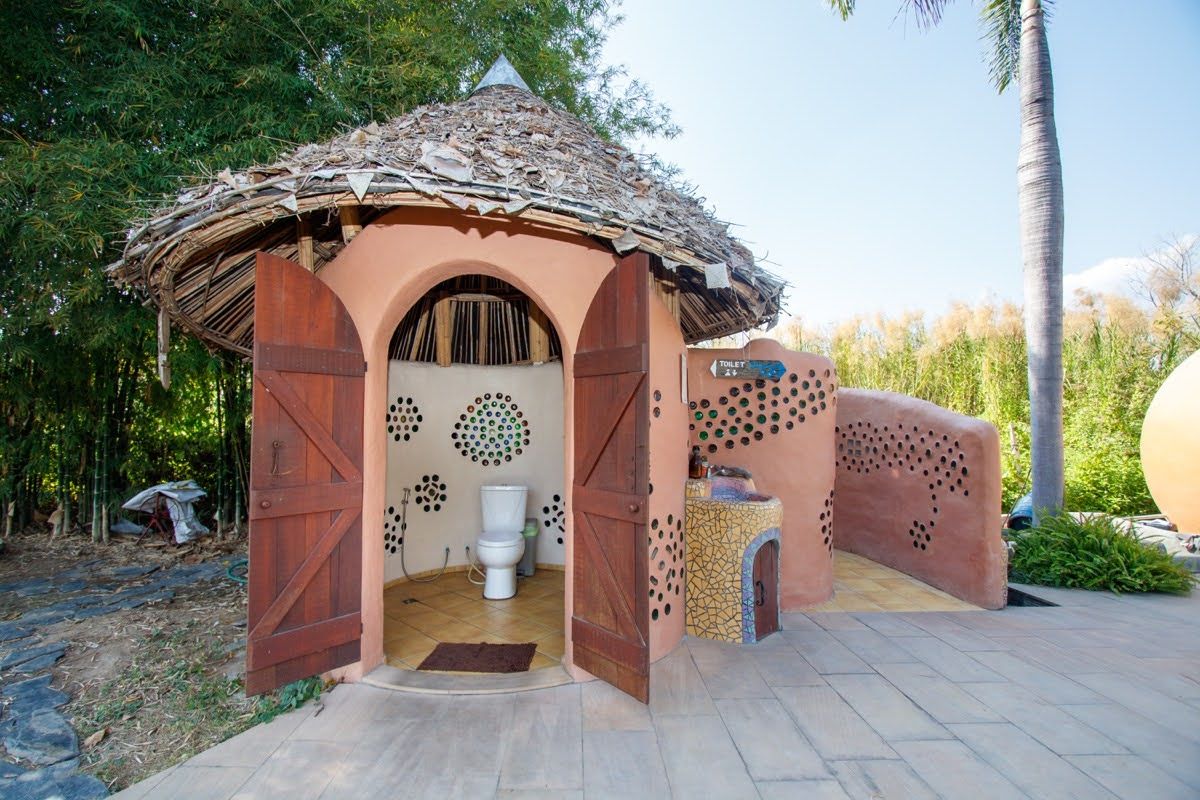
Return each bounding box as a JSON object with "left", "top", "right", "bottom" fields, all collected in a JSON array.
[{"left": 472, "top": 54, "right": 531, "bottom": 94}]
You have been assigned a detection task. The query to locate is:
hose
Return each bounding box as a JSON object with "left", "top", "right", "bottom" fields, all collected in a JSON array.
[
  {"left": 466, "top": 544, "right": 487, "bottom": 586},
  {"left": 399, "top": 487, "right": 449, "bottom": 583}
]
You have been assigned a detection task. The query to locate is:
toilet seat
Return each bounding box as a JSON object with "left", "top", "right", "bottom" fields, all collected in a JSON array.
[{"left": 477, "top": 530, "right": 523, "bottom": 548}]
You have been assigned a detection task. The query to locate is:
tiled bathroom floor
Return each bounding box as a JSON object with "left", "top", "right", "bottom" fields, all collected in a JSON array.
[
  {"left": 382, "top": 568, "right": 565, "bottom": 671},
  {"left": 807, "top": 549, "right": 981, "bottom": 612}
]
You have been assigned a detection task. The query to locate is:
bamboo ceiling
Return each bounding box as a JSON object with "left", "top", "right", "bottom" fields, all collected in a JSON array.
[
  {"left": 108, "top": 81, "right": 786, "bottom": 356},
  {"left": 389, "top": 276, "right": 562, "bottom": 366}
]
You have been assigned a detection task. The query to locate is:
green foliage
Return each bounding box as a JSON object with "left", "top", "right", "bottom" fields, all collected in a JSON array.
[
  {"left": 0, "top": 0, "right": 672, "bottom": 531},
  {"left": 253, "top": 677, "right": 326, "bottom": 725},
  {"left": 1008, "top": 512, "right": 1195, "bottom": 594},
  {"left": 779, "top": 298, "right": 1194, "bottom": 516}
]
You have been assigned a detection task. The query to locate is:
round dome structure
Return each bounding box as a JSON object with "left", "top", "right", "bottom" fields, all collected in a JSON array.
[
  {"left": 109, "top": 59, "right": 785, "bottom": 356},
  {"left": 1141, "top": 350, "right": 1200, "bottom": 533}
]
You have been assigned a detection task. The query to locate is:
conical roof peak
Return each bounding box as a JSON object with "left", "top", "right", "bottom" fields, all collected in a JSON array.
[{"left": 472, "top": 54, "right": 531, "bottom": 95}]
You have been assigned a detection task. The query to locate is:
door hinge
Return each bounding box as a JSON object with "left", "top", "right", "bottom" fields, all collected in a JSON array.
[{"left": 363, "top": 361, "right": 368, "bottom": 373}]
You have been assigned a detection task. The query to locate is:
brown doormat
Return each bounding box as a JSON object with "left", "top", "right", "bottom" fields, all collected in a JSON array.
[{"left": 417, "top": 642, "right": 538, "bottom": 673}]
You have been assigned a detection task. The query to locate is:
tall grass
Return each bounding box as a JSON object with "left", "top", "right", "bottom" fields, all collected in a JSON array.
[{"left": 776, "top": 296, "right": 1195, "bottom": 515}]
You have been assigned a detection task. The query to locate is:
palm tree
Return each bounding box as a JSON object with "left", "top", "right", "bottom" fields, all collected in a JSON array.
[{"left": 828, "top": 0, "right": 1064, "bottom": 520}]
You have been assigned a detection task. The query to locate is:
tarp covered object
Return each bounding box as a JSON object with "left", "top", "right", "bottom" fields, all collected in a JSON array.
[{"left": 122, "top": 480, "right": 210, "bottom": 544}]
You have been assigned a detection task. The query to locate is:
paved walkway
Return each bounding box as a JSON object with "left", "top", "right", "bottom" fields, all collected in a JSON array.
[{"left": 114, "top": 584, "right": 1199, "bottom": 799}]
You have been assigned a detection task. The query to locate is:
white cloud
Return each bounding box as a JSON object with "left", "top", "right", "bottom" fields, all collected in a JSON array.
[{"left": 1063, "top": 235, "right": 1199, "bottom": 304}]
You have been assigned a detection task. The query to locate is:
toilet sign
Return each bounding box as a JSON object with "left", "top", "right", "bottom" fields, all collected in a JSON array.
[{"left": 709, "top": 359, "right": 787, "bottom": 381}]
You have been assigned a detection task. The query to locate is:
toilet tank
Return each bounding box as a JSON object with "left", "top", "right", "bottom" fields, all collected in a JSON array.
[{"left": 480, "top": 485, "right": 528, "bottom": 533}]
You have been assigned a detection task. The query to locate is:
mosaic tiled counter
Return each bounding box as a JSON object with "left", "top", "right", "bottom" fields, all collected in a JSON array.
[{"left": 684, "top": 478, "right": 783, "bottom": 643}]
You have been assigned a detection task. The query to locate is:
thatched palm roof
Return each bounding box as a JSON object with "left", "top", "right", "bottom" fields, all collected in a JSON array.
[{"left": 108, "top": 61, "right": 785, "bottom": 356}]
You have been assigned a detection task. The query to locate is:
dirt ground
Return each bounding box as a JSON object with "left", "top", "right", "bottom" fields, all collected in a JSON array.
[{"left": 0, "top": 526, "right": 257, "bottom": 792}]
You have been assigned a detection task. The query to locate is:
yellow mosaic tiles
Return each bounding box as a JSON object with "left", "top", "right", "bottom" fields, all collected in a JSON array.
[
  {"left": 382, "top": 568, "right": 565, "bottom": 671},
  {"left": 684, "top": 489, "right": 783, "bottom": 643},
  {"left": 806, "top": 550, "right": 981, "bottom": 612}
]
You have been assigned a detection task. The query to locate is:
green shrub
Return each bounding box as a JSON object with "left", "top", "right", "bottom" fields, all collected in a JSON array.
[
  {"left": 252, "top": 676, "right": 326, "bottom": 725},
  {"left": 1008, "top": 512, "right": 1194, "bottom": 594}
]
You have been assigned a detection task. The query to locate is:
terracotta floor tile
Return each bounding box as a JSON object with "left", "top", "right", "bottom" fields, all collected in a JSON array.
[
  {"left": 841, "top": 578, "right": 888, "bottom": 592},
  {"left": 534, "top": 633, "right": 566, "bottom": 659},
  {"left": 386, "top": 635, "right": 438, "bottom": 664},
  {"left": 528, "top": 652, "right": 561, "bottom": 671},
  {"left": 485, "top": 616, "right": 555, "bottom": 642},
  {"left": 417, "top": 591, "right": 481, "bottom": 615}
]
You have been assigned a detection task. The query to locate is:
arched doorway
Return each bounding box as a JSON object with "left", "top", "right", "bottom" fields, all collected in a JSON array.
[{"left": 378, "top": 275, "right": 568, "bottom": 677}]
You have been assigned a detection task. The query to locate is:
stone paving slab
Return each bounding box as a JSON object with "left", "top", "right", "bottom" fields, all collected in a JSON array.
[{"left": 105, "top": 582, "right": 1200, "bottom": 800}]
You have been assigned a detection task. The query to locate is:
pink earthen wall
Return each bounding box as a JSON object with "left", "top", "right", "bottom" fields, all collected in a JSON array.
[
  {"left": 833, "top": 389, "right": 1007, "bottom": 609},
  {"left": 686, "top": 339, "right": 837, "bottom": 609},
  {"left": 315, "top": 207, "right": 619, "bottom": 682},
  {"left": 647, "top": 295, "right": 688, "bottom": 661}
]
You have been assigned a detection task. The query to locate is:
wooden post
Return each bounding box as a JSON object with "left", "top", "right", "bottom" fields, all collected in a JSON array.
[
  {"left": 157, "top": 305, "right": 172, "bottom": 390},
  {"left": 477, "top": 300, "right": 489, "bottom": 365},
  {"left": 339, "top": 206, "right": 362, "bottom": 243},
  {"left": 297, "top": 217, "right": 315, "bottom": 271},
  {"left": 408, "top": 298, "right": 431, "bottom": 361},
  {"left": 434, "top": 294, "right": 452, "bottom": 367},
  {"left": 529, "top": 302, "right": 551, "bottom": 363},
  {"left": 649, "top": 261, "right": 680, "bottom": 323}
]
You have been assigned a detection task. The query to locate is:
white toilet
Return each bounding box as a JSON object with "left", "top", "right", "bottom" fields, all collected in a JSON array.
[{"left": 477, "top": 485, "right": 528, "bottom": 599}]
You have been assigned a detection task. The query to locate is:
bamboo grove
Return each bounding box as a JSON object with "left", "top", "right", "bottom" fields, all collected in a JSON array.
[{"left": 0, "top": 0, "right": 676, "bottom": 539}]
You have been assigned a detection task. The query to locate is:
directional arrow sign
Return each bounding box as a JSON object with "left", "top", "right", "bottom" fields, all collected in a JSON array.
[{"left": 709, "top": 359, "right": 787, "bottom": 381}]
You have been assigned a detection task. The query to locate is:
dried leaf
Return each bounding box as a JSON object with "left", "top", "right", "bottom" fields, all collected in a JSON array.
[
  {"left": 704, "top": 262, "right": 731, "bottom": 289},
  {"left": 346, "top": 172, "right": 374, "bottom": 203},
  {"left": 84, "top": 728, "right": 107, "bottom": 748},
  {"left": 612, "top": 228, "right": 640, "bottom": 254},
  {"left": 502, "top": 198, "right": 533, "bottom": 215},
  {"left": 418, "top": 143, "right": 473, "bottom": 183}
]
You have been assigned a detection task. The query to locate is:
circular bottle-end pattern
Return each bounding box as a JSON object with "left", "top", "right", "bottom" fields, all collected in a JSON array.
[
  {"left": 413, "top": 474, "right": 448, "bottom": 513},
  {"left": 383, "top": 505, "right": 406, "bottom": 554},
  {"left": 451, "top": 393, "right": 531, "bottom": 466},
  {"left": 649, "top": 514, "right": 684, "bottom": 623},
  {"left": 820, "top": 489, "right": 835, "bottom": 556},
  {"left": 835, "top": 421, "right": 969, "bottom": 554},
  {"left": 541, "top": 493, "right": 566, "bottom": 544},
  {"left": 386, "top": 396, "right": 423, "bottom": 443},
  {"left": 691, "top": 370, "right": 836, "bottom": 454}
]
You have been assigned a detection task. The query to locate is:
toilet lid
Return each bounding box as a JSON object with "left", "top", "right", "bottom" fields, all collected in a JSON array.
[{"left": 478, "top": 530, "right": 523, "bottom": 546}]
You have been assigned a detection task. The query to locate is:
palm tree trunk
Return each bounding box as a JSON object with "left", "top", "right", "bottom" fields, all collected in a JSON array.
[{"left": 1018, "top": 0, "right": 1065, "bottom": 520}]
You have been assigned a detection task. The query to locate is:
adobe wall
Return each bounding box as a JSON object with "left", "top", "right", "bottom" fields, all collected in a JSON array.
[
  {"left": 316, "top": 207, "right": 618, "bottom": 681},
  {"left": 686, "top": 339, "right": 838, "bottom": 608},
  {"left": 833, "top": 389, "right": 1007, "bottom": 609},
  {"left": 647, "top": 293, "right": 688, "bottom": 661}
]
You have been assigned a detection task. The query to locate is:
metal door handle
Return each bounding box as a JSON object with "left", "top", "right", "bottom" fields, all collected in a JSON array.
[
  {"left": 627, "top": 503, "right": 640, "bottom": 514},
  {"left": 756, "top": 580, "right": 766, "bottom": 607}
]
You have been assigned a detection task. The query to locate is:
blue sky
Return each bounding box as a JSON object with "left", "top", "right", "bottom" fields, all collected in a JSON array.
[{"left": 602, "top": 0, "right": 1200, "bottom": 327}]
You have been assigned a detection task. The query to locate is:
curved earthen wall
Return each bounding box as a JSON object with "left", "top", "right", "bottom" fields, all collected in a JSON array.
[
  {"left": 686, "top": 339, "right": 837, "bottom": 608},
  {"left": 316, "top": 207, "right": 619, "bottom": 681},
  {"left": 833, "top": 389, "right": 1007, "bottom": 609},
  {"left": 647, "top": 294, "right": 689, "bottom": 661}
]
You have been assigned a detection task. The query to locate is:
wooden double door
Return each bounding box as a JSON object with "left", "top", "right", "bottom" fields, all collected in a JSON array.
[{"left": 247, "top": 251, "right": 652, "bottom": 703}]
